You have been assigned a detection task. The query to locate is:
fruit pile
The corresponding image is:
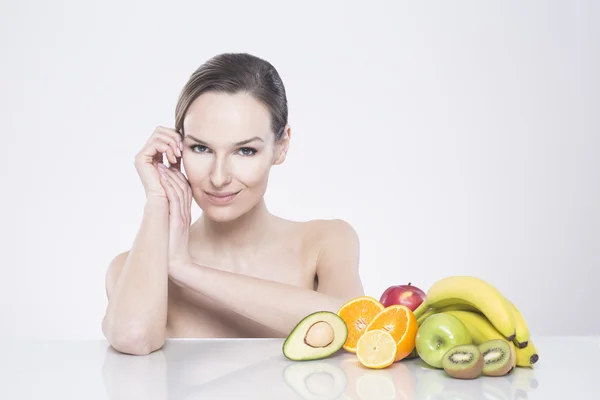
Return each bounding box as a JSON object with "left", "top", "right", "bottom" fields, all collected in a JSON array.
[
  {"left": 282, "top": 275, "right": 539, "bottom": 381},
  {"left": 410, "top": 276, "right": 539, "bottom": 379}
]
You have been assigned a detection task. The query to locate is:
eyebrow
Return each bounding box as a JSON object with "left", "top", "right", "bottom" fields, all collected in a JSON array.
[{"left": 185, "top": 135, "right": 264, "bottom": 146}]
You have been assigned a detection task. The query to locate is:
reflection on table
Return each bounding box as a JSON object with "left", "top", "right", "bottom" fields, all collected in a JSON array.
[{"left": 102, "top": 340, "right": 539, "bottom": 400}]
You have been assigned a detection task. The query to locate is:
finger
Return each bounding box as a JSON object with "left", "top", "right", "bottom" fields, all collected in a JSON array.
[
  {"left": 170, "top": 156, "right": 181, "bottom": 172},
  {"left": 152, "top": 141, "right": 177, "bottom": 166},
  {"left": 159, "top": 167, "right": 181, "bottom": 217},
  {"left": 163, "top": 168, "right": 187, "bottom": 219},
  {"left": 154, "top": 132, "right": 181, "bottom": 161},
  {"left": 172, "top": 166, "right": 190, "bottom": 187},
  {"left": 173, "top": 169, "right": 192, "bottom": 216},
  {"left": 166, "top": 168, "right": 190, "bottom": 196},
  {"left": 162, "top": 168, "right": 185, "bottom": 206},
  {"left": 153, "top": 125, "right": 183, "bottom": 148},
  {"left": 164, "top": 168, "right": 185, "bottom": 196},
  {"left": 154, "top": 126, "right": 183, "bottom": 146},
  {"left": 153, "top": 134, "right": 180, "bottom": 165},
  {"left": 146, "top": 126, "right": 182, "bottom": 155},
  {"left": 165, "top": 167, "right": 187, "bottom": 192},
  {"left": 165, "top": 168, "right": 191, "bottom": 219}
]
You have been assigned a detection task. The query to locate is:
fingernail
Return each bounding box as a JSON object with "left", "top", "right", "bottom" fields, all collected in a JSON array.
[{"left": 179, "top": 141, "right": 183, "bottom": 151}]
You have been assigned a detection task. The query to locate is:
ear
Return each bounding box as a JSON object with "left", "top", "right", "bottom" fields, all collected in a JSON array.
[{"left": 273, "top": 124, "right": 291, "bottom": 165}]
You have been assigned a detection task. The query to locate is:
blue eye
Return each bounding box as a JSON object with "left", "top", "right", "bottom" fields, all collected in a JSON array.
[
  {"left": 190, "top": 145, "right": 256, "bottom": 156},
  {"left": 191, "top": 145, "right": 210, "bottom": 153},
  {"left": 238, "top": 147, "right": 257, "bottom": 156}
]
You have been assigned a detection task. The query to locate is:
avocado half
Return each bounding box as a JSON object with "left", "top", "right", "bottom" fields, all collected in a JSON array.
[{"left": 282, "top": 311, "right": 348, "bottom": 361}]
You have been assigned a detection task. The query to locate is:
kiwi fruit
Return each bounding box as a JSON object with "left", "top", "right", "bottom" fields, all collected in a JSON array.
[
  {"left": 478, "top": 339, "right": 515, "bottom": 376},
  {"left": 441, "top": 344, "right": 484, "bottom": 379}
]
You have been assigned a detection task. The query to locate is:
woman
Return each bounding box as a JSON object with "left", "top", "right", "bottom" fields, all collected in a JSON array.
[{"left": 102, "top": 52, "right": 365, "bottom": 356}]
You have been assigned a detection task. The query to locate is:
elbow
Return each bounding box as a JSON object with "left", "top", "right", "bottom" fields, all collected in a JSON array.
[
  {"left": 103, "top": 318, "right": 165, "bottom": 356},
  {"left": 108, "top": 327, "right": 165, "bottom": 356}
]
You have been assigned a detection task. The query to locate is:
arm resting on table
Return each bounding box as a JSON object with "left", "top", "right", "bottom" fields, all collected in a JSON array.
[
  {"left": 168, "top": 219, "right": 365, "bottom": 336},
  {"left": 101, "top": 198, "right": 170, "bottom": 355}
]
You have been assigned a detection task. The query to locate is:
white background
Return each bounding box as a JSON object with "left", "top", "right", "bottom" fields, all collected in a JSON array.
[{"left": 1, "top": 0, "right": 598, "bottom": 340}]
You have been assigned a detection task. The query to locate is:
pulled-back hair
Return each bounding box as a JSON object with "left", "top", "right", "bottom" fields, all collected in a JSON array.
[{"left": 175, "top": 53, "right": 288, "bottom": 141}]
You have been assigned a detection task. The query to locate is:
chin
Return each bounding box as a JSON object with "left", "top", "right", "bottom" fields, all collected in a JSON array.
[
  {"left": 193, "top": 187, "right": 266, "bottom": 222},
  {"left": 202, "top": 206, "right": 244, "bottom": 223},
  {"left": 197, "top": 195, "right": 254, "bottom": 223}
]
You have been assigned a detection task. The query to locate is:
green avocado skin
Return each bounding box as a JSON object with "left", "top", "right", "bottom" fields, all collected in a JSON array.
[{"left": 282, "top": 311, "right": 349, "bottom": 361}]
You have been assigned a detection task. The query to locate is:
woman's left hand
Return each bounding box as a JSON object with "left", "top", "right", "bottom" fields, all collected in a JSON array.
[{"left": 158, "top": 162, "right": 193, "bottom": 269}]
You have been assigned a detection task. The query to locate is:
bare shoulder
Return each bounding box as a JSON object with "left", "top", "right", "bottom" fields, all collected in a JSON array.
[
  {"left": 266, "top": 216, "right": 364, "bottom": 298},
  {"left": 300, "top": 218, "right": 364, "bottom": 298},
  {"left": 303, "top": 218, "right": 359, "bottom": 250},
  {"left": 104, "top": 250, "right": 130, "bottom": 299},
  {"left": 273, "top": 216, "right": 359, "bottom": 261},
  {"left": 299, "top": 218, "right": 361, "bottom": 274}
]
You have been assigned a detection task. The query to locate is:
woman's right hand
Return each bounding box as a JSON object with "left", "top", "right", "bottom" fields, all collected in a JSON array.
[{"left": 134, "top": 126, "right": 183, "bottom": 200}]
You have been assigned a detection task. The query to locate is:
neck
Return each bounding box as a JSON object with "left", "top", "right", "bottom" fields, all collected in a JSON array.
[{"left": 194, "top": 198, "right": 273, "bottom": 251}]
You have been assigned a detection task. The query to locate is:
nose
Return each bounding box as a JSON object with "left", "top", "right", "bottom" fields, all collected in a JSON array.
[{"left": 209, "top": 156, "right": 232, "bottom": 189}]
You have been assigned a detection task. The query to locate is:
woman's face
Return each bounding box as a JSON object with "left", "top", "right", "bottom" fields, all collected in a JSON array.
[{"left": 181, "top": 91, "right": 289, "bottom": 222}]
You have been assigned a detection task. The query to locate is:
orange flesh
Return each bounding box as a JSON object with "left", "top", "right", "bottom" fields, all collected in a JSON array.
[
  {"left": 364, "top": 305, "right": 418, "bottom": 361},
  {"left": 337, "top": 296, "right": 385, "bottom": 352}
]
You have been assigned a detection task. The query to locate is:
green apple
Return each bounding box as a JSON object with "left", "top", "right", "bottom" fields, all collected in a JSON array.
[{"left": 415, "top": 313, "right": 472, "bottom": 369}]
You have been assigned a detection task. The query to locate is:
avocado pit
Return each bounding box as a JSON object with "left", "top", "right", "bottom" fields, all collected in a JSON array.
[{"left": 304, "top": 321, "right": 335, "bottom": 348}]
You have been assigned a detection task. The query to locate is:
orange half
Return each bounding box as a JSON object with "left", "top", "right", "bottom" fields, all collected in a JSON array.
[
  {"left": 364, "top": 304, "right": 418, "bottom": 361},
  {"left": 337, "top": 296, "right": 385, "bottom": 353}
]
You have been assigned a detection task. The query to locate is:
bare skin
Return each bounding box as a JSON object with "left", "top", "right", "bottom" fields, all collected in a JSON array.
[
  {"left": 107, "top": 213, "right": 361, "bottom": 339},
  {"left": 101, "top": 91, "right": 365, "bottom": 355}
]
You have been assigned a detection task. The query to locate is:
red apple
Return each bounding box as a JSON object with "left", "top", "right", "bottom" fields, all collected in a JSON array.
[{"left": 379, "top": 282, "right": 426, "bottom": 311}]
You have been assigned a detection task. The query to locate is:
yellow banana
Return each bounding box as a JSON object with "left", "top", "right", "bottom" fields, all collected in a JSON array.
[
  {"left": 413, "top": 276, "right": 516, "bottom": 340},
  {"left": 447, "top": 308, "right": 539, "bottom": 368},
  {"left": 441, "top": 310, "right": 504, "bottom": 342},
  {"left": 515, "top": 340, "right": 539, "bottom": 367},
  {"left": 416, "top": 308, "right": 437, "bottom": 326},
  {"left": 506, "top": 299, "right": 531, "bottom": 348},
  {"left": 416, "top": 304, "right": 481, "bottom": 326},
  {"left": 442, "top": 310, "right": 516, "bottom": 369},
  {"left": 434, "top": 303, "right": 481, "bottom": 314}
]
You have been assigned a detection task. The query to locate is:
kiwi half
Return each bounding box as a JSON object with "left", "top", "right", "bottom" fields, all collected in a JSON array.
[
  {"left": 441, "top": 344, "right": 484, "bottom": 379},
  {"left": 478, "top": 339, "right": 514, "bottom": 376}
]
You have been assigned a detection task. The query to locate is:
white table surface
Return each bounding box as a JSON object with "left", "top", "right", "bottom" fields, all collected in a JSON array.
[{"left": 1, "top": 336, "right": 598, "bottom": 399}]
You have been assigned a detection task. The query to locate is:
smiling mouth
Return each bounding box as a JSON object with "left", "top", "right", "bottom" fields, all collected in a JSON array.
[{"left": 204, "top": 190, "right": 241, "bottom": 205}]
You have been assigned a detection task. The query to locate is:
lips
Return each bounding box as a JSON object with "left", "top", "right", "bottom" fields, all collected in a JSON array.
[
  {"left": 206, "top": 191, "right": 239, "bottom": 197},
  {"left": 204, "top": 190, "right": 241, "bottom": 205}
]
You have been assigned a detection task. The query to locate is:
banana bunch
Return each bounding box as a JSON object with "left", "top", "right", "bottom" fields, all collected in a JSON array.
[{"left": 413, "top": 276, "right": 539, "bottom": 368}]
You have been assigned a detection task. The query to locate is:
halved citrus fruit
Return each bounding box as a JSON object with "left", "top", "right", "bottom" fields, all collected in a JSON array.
[
  {"left": 364, "top": 304, "right": 418, "bottom": 361},
  {"left": 356, "top": 329, "right": 397, "bottom": 369},
  {"left": 337, "top": 296, "right": 385, "bottom": 353}
]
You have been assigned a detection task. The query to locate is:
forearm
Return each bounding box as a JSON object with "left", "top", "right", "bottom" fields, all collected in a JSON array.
[
  {"left": 168, "top": 262, "right": 347, "bottom": 336},
  {"left": 104, "top": 198, "right": 169, "bottom": 351}
]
